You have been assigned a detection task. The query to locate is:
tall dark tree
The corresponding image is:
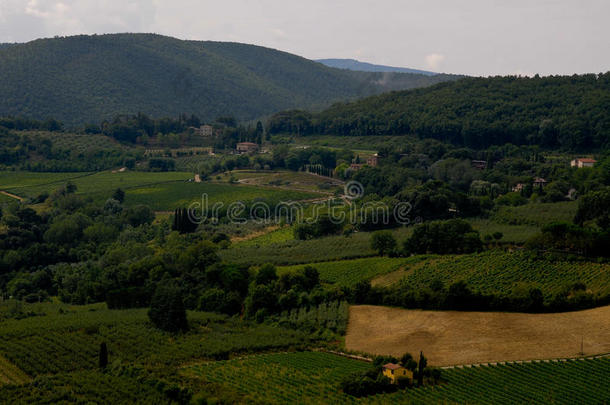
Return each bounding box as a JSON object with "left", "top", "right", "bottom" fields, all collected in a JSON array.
[
  {"left": 112, "top": 188, "right": 125, "bottom": 203},
  {"left": 417, "top": 351, "right": 427, "bottom": 386},
  {"left": 99, "top": 342, "right": 108, "bottom": 369}
]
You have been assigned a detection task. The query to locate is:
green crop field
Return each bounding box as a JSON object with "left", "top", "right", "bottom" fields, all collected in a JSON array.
[
  {"left": 0, "top": 302, "right": 321, "bottom": 377},
  {"left": 0, "top": 170, "right": 319, "bottom": 210},
  {"left": 469, "top": 219, "right": 539, "bottom": 244},
  {"left": 221, "top": 227, "right": 413, "bottom": 266},
  {"left": 0, "top": 171, "right": 90, "bottom": 192},
  {"left": 0, "top": 369, "right": 171, "bottom": 403},
  {"left": 236, "top": 225, "right": 295, "bottom": 247},
  {"left": 120, "top": 181, "right": 318, "bottom": 211},
  {"left": 27, "top": 131, "right": 127, "bottom": 153},
  {"left": 492, "top": 201, "right": 578, "bottom": 227},
  {"left": 391, "top": 250, "right": 610, "bottom": 300},
  {"left": 278, "top": 256, "right": 429, "bottom": 287},
  {"left": 184, "top": 351, "right": 610, "bottom": 404}
]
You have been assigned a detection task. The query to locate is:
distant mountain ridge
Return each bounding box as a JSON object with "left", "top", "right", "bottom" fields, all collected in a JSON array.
[
  {"left": 317, "top": 58, "right": 437, "bottom": 76},
  {"left": 0, "top": 34, "right": 460, "bottom": 126}
]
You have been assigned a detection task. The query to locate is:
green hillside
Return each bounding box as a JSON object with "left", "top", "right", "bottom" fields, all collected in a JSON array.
[
  {"left": 0, "top": 34, "right": 458, "bottom": 126},
  {"left": 268, "top": 73, "right": 610, "bottom": 150}
]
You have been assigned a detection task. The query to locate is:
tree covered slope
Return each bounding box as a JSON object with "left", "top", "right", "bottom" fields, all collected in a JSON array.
[
  {"left": 270, "top": 73, "right": 610, "bottom": 151},
  {"left": 317, "top": 58, "right": 437, "bottom": 75},
  {"left": 0, "top": 33, "right": 458, "bottom": 126}
]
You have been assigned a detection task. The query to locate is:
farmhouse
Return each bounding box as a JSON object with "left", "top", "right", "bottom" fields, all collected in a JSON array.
[
  {"left": 533, "top": 177, "right": 547, "bottom": 188},
  {"left": 471, "top": 160, "right": 487, "bottom": 170},
  {"left": 571, "top": 158, "right": 597, "bottom": 168},
  {"left": 190, "top": 124, "right": 215, "bottom": 136},
  {"left": 512, "top": 183, "right": 526, "bottom": 193},
  {"left": 366, "top": 154, "right": 379, "bottom": 167},
  {"left": 236, "top": 142, "right": 259, "bottom": 154},
  {"left": 382, "top": 363, "right": 413, "bottom": 384}
]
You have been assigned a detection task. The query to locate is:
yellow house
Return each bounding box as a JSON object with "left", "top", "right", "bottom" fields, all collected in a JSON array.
[{"left": 382, "top": 363, "right": 413, "bottom": 384}]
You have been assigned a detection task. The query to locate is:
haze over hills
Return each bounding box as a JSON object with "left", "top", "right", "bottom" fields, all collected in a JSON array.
[
  {"left": 0, "top": 34, "right": 459, "bottom": 126},
  {"left": 317, "top": 58, "right": 437, "bottom": 76}
]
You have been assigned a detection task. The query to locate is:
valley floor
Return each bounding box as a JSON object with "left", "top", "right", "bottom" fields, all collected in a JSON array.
[{"left": 345, "top": 305, "right": 610, "bottom": 366}]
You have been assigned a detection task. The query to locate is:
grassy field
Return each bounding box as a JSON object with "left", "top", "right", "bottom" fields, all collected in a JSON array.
[
  {"left": 346, "top": 305, "right": 610, "bottom": 366},
  {"left": 378, "top": 250, "right": 610, "bottom": 300},
  {"left": 184, "top": 351, "right": 610, "bottom": 404},
  {"left": 221, "top": 227, "right": 413, "bottom": 266},
  {"left": 278, "top": 256, "right": 428, "bottom": 287},
  {"left": 0, "top": 170, "right": 320, "bottom": 210},
  {"left": 235, "top": 225, "right": 294, "bottom": 247},
  {"left": 492, "top": 201, "right": 578, "bottom": 226},
  {"left": 469, "top": 218, "right": 539, "bottom": 244},
  {"left": 216, "top": 170, "right": 344, "bottom": 194}
]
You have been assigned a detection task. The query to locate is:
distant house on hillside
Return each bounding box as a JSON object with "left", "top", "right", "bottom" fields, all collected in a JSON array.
[
  {"left": 471, "top": 160, "right": 487, "bottom": 170},
  {"left": 349, "top": 163, "right": 365, "bottom": 171},
  {"left": 533, "top": 177, "right": 547, "bottom": 189},
  {"left": 236, "top": 142, "right": 259, "bottom": 154},
  {"left": 512, "top": 183, "right": 526, "bottom": 193},
  {"left": 366, "top": 154, "right": 379, "bottom": 167},
  {"left": 382, "top": 363, "right": 413, "bottom": 384},
  {"left": 571, "top": 158, "right": 597, "bottom": 168},
  {"left": 191, "top": 124, "right": 214, "bottom": 137}
]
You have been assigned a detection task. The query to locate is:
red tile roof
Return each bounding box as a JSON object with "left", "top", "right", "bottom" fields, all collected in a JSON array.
[
  {"left": 577, "top": 158, "right": 597, "bottom": 163},
  {"left": 382, "top": 363, "right": 403, "bottom": 370}
]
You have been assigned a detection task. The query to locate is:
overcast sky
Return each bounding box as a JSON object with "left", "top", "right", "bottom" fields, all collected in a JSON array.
[{"left": 0, "top": 0, "right": 608, "bottom": 76}]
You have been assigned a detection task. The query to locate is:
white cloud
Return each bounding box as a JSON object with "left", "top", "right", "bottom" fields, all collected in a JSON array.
[
  {"left": 425, "top": 53, "right": 445, "bottom": 71},
  {"left": 0, "top": 0, "right": 609, "bottom": 75}
]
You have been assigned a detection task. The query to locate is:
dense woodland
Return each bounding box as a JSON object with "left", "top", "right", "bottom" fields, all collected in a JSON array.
[
  {"left": 269, "top": 73, "right": 610, "bottom": 150},
  {"left": 0, "top": 34, "right": 458, "bottom": 126}
]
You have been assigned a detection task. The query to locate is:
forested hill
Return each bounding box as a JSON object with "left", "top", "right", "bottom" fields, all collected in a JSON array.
[
  {"left": 269, "top": 73, "right": 610, "bottom": 151},
  {"left": 0, "top": 33, "right": 458, "bottom": 126},
  {"left": 317, "top": 58, "right": 436, "bottom": 76}
]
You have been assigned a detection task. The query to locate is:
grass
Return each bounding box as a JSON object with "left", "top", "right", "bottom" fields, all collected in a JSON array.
[
  {"left": 492, "top": 201, "right": 578, "bottom": 226},
  {"left": 1, "top": 170, "right": 320, "bottom": 210},
  {"left": 220, "top": 227, "right": 413, "bottom": 266},
  {"left": 215, "top": 170, "right": 343, "bottom": 194},
  {"left": 184, "top": 351, "right": 610, "bottom": 404},
  {"left": 469, "top": 218, "right": 539, "bottom": 244},
  {"left": 278, "top": 256, "right": 427, "bottom": 287},
  {"left": 235, "top": 225, "right": 295, "bottom": 247}
]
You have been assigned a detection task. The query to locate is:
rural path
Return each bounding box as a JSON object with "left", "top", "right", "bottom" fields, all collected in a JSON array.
[{"left": 0, "top": 190, "right": 24, "bottom": 202}]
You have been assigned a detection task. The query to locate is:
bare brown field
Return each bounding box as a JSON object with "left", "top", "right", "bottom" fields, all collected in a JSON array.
[{"left": 345, "top": 305, "right": 610, "bottom": 366}]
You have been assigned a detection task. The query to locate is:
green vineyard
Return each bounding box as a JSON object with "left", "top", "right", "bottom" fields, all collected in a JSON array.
[
  {"left": 0, "top": 303, "right": 320, "bottom": 376},
  {"left": 185, "top": 351, "right": 610, "bottom": 404},
  {"left": 278, "top": 256, "right": 427, "bottom": 287},
  {"left": 393, "top": 250, "right": 610, "bottom": 300}
]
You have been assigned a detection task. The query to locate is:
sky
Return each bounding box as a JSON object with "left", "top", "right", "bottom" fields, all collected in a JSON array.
[{"left": 0, "top": 0, "right": 608, "bottom": 76}]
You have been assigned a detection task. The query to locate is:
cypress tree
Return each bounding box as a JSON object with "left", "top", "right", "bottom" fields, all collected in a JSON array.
[{"left": 99, "top": 342, "right": 108, "bottom": 369}]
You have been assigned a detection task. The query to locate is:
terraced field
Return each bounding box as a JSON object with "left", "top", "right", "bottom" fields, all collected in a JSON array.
[{"left": 184, "top": 351, "right": 610, "bottom": 404}]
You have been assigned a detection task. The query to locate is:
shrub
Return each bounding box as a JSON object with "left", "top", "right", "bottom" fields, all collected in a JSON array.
[{"left": 148, "top": 284, "right": 188, "bottom": 332}]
